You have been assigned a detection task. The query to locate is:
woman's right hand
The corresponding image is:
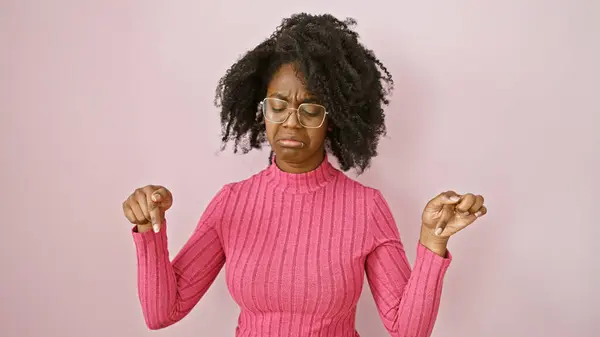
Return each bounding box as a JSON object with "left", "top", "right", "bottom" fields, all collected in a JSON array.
[{"left": 122, "top": 185, "right": 173, "bottom": 233}]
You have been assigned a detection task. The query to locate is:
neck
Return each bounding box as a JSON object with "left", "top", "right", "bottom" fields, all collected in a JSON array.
[
  {"left": 266, "top": 151, "right": 338, "bottom": 194},
  {"left": 275, "top": 150, "right": 325, "bottom": 174}
]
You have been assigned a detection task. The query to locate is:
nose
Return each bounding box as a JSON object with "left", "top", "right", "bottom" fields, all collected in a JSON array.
[{"left": 282, "top": 109, "right": 301, "bottom": 128}]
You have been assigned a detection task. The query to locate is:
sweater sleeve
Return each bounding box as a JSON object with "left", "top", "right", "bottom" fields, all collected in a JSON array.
[
  {"left": 365, "top": 190, "right": 452, "bottom": 337},
  {"left": 131, "top": 185, "right": 230, "bottom": 330}
]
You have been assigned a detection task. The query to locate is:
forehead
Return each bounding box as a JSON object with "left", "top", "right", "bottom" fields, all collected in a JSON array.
[{"left": 266, "top": 63, "right": 310, "bottom": 96}]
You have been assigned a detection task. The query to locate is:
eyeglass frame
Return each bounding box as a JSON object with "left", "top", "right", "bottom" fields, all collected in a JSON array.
[{"left": 259, "top": 97, "right": 329, "bottom": 129}]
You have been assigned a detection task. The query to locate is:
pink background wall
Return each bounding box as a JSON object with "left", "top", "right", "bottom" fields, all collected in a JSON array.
[{"left": 1, "top": 1, "right": 598, "bottom": 336}]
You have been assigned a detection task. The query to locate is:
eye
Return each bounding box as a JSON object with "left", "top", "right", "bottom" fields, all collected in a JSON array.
[
  {"left": 300, "top": 104, "right": 324, "bottom": 116},
  {"left": 266, "top": 98, "right": 288, "bottom": 112}
]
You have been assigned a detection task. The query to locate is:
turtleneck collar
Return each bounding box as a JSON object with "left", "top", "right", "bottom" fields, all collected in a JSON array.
[{"left": 264, "top": 154, "right": 340, "bottom": 194}]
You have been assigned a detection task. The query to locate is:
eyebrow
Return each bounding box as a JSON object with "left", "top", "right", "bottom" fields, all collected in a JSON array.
[{"left": 267, "top": 92, "right": 320, "bottom": 104}]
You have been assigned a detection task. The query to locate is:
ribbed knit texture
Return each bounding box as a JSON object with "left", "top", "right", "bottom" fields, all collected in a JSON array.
[{"left": 132, "top": 156, "right": 452, "bottom": 336}]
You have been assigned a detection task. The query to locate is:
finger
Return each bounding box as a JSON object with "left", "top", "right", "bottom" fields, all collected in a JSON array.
[
  {"left": 148, "top": 200, "right": 163, "bottom": 233},
  {"left": 434, "top": 204, "right": 454, "bottom": 236},
  {"left": 134, "top": 190, "right": 151, "bottom": 222},
  {"left": 143, "top": 188, "right": 157, "bottom": 222},
  {"left": 455, "top": 206, "right": 486, "bottom": 229},
  {"left": 456, "top": 193, "right": 475, "bottom": 213},
  {"left": 428, "top": 190, "right": 462, "bottom": 210},
  {"left": 123, "top": 203, "right": 139, "bottom": 224},
  {"left": 147, "top": 187, "right": 170, "bottom": 233},
  {"left": 469, "top": 195, "right": 485, "bottom": 213},
  {"left": 458, "top": 211, "right": 478, "bottom": 226},
  {"left": 130, "top": 202, "right": 149, "bottom": 224},
  {"left": 150, "top": 186, "right": 173, "bottom": 209},
  {"left": 474, "top": 205, "right": 488, "bottom": 218}
]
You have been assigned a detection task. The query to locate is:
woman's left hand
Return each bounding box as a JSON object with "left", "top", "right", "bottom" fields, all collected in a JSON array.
[{"left": 421, "top": 190, "right": 488, "bottom": 239}]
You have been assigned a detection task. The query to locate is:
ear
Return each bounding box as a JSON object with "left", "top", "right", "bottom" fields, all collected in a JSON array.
[{"left": 257, "top": 100, "right": 264, "bottom": 114}]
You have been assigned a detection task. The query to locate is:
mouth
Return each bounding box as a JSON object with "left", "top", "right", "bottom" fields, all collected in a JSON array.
[{"left": 277, "top": 138, "right": 305, "bottom": 149}]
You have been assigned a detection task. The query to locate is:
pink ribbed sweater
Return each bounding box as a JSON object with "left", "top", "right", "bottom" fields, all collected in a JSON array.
[{"left": 132, "top": 156, "right": 452, "bottom": 336}]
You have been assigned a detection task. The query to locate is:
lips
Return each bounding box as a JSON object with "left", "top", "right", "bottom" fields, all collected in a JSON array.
[{"left": 277, "top": 137, "right": 305, "bottom": 148}]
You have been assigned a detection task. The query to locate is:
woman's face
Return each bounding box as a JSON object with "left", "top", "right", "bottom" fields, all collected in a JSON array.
[{"left": 264, "top": 63, "right": 328, "bottom": 172}]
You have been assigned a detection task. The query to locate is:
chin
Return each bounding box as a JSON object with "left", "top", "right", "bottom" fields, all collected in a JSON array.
[
  {"left": 276, "top": 144, "right": 316, "bottom": 160},
  {"left": 275, "top": 147, "right": 304, "bottom": 159}
]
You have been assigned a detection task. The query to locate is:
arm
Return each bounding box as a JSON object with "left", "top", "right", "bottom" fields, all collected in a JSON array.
[
  {"left": 131, "top": 185, "right": 230, "bottom": 329},
  {"left": 365, "top": 190, "right": 452, "bottom": 337}
]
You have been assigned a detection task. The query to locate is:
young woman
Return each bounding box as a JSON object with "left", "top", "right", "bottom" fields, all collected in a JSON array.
[{"left": 122, "top": 13, "right": 487, "bottom": 337}]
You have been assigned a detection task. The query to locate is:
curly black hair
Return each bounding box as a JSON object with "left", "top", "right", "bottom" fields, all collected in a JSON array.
[{"left": 214, "top": 13, "right": 393, "bottom": 173}]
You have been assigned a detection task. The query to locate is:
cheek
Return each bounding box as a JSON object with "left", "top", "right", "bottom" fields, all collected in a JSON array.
[
  {"left": 265, "top": 122, "right": 277, "bottom": 143},
  {"left": 307, "top": 127, "right": 328, "bottom": 148}
]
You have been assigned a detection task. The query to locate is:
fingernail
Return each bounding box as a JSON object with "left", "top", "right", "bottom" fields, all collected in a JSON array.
[
  {"left": 153, "top": 223, "right": 160, "bottom": 233},
  {"left": 435, "top": 228, "right": 443, "bottom": 236},
  {"left": 474, "top": 211, "right": 482, "bottom": 217},
  {"left": 449, "top": 196, "right": 460, "bottom": 202},
  {"left": 151, "top": 194, "right": 159, "bottom": 202},
  {"left": 462, "top": 212, "right": 470, "bottom": 217}
]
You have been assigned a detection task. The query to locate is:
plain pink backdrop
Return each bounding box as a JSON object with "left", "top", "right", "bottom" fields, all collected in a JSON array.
[{"left": 1, "top": 1, "right": 598, "bottom": 336}]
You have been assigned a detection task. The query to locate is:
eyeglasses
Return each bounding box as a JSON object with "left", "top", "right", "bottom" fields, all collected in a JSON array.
[{"left": 260, "top": 97, "right": 328, "bottom": 128}]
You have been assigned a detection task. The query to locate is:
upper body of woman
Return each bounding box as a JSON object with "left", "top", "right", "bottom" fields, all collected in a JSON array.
[{"left": 122, "top": 13, "right": 487, "bottom": 337}]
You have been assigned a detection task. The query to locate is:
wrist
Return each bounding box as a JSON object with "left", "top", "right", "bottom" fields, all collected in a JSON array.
[
  {"left": 420, "top": 225, "right": 449, "bottom": 257},
  {"left": 136, "top": 223, "right": 153, "bottom": 233}
]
